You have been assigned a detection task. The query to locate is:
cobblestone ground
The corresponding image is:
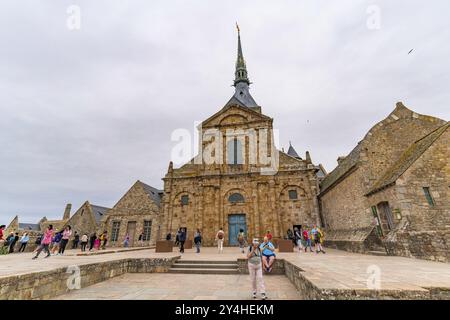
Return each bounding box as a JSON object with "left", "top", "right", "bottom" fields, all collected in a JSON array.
[{"left": 55, "top": 273, "right": 299, "bottom": 300}]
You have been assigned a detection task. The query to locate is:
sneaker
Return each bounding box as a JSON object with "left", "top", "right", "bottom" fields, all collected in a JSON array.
[
  {"left": 252, "top": 292, "right": 257, "bottom": 299},
  {"left": 32, "top": 256, "right": 37, "bottom": 260},
  {"left": 261, "top": 293, "right": 267, "bottom": 300},
  {"left": 322, "top": 250, "right": 326, "bottom": 254}
]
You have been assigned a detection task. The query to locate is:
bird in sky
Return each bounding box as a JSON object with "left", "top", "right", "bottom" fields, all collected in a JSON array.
[{"left": 408, "top": 49, "right": 414, "bottom": 54}]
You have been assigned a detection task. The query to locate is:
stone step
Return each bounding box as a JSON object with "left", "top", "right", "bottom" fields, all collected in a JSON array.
[
  {"left": 172, "top": 263, "right": 237, "bottom": 269},
  {"left": 368, "top": 250, "right": 387, "bottom": 256},
  {"left": 168, "top": 268, "right": 239, "bottom": 275},
  {"left": 176, "top": 260, "right": 236, "bottom": 264}
]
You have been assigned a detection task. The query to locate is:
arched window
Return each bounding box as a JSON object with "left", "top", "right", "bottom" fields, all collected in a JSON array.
[
  {"left": 227, "top": 138, "right": 244, "bottom": 165},
  {"left": 228, "top": 193, "right": 245, "bottom": 203}
]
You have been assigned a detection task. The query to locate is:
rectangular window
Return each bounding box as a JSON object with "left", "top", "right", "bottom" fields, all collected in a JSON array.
[
  {"left": 143, "top": 220, "right": 152, "bottom": 241},
  {"left": 111, "top": 221, "right": 121, "bottom": 242},
  {"left": 181, "top": 195, "right": 189, "bottom": 205},
  {"left": 288, "top": 190, "right": 298, "bottom": 200},
  {"left": 423, "top": 187, "right": 435, "bottom": 206}
]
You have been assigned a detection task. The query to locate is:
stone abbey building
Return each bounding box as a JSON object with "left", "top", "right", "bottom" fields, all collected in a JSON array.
[{"left": 6, "top": 28, "right": 448, "bottom": 261}]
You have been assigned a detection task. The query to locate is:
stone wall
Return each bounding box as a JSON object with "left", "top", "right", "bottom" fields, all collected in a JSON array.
[
  {"left": 0, "top": 256, "right": 178, "bottom": 300},
  {"left": 236, "top": 258, "right": 285, "bottom": 275}
]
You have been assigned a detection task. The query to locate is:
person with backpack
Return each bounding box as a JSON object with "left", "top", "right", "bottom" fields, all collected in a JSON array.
[
  {"left": 80, "top": 234, "right": 88, "bottom": 252},
  {"left": 312, "top": 225, "right": 326, "bottom": 254},
  {"left": 237, "top": 228, "right": 247, "bottom": 253},
  {"left": 32, "top": 225, "right": 54, "bottom": 259},
  {"left": 18, "top": 232, "right": 30, "bottom": 252},
  {"left": 247, "top": 238, "right": 267, "bottom": 300},
  {"left": 194, "top": 229, "right": 202, "bottom": 253},
  {"left": 216, "top": 227, "right": 225, "bottom": 253},
  {"left": 178, "top": 228, "right": 186, "bottom": 253},
  {"left": 303, "top": 227, "right": 313, "bottom": 252}
]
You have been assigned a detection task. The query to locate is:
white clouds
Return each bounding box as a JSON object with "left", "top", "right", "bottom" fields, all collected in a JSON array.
[{"left": 0, "top": 0, "right": 449, "bottom": 223}]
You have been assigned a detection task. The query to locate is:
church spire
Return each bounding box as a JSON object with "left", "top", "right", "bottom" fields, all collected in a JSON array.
[{"left": 234, "top": 23, "right": 250, "bottom": 86}]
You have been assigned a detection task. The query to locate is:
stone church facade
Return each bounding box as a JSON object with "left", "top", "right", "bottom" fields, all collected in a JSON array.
[{"left": 159, "top": 29, "right": 320, "bottom": 246}]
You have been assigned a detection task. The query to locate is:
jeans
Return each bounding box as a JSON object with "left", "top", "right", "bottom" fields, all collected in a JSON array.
[
  {"left": 179, "top": 240, "right": 185, "bottom": 253},
  {"left": 80, "top": 242, "right": 87, "bottom": 252},
  {"left": 217, "top": 239, "right": 224, "bottom": 252},
  {"left": 19, "top": 242, "right": 27, "bottom": 252},
  {"left": 248, "top": 262, "right": 265, "bottom": 294},
  {"left": 34, "top": 244, "right": 50, "bottom": 257},
  {"left": 195, "top": 241, "right": 200, "bottom": 253},
  {"left": 59, "top": 239, "right": 69, "bottom": 254}
]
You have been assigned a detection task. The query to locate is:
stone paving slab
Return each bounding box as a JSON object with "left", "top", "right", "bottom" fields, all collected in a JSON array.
[{"left": 55, "top": 273, "right": 300, "bottom": 300}]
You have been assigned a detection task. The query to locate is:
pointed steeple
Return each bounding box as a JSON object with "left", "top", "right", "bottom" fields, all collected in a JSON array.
[
  {"left": 234, "top": 23, "right": 250, "bottom": 86},
  {"left": 287, "top": 141, "right": 301, "bottom": 159},
  {"left": 225, "top": 23, "right": 258, "bottom": 109}
]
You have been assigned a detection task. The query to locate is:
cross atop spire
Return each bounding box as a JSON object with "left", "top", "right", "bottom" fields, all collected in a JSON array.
[{"left": 234, "top": 23, "right": 250, "bottom": 86}]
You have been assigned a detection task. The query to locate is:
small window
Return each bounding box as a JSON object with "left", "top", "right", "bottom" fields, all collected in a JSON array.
[
  {"left": 228, "top": 193, "right": 245, "bottom": 203},
  {"left": 423, "top": 187, "right": 435, "bottom": 206},
  {"left": 80, "top": 209, "right": 84, "bottom": 216},
  {"left": 143, "top": 220, "right": 152, "bottom": 241},
  {"left": 181, "top": 195, "right": 189, "bottom": 206},
  {"left": 288, "top": 190, "right": 298, "bottom": 200},
  {"left": 111, "top": 221, "right": 121, "bottom": 242}
]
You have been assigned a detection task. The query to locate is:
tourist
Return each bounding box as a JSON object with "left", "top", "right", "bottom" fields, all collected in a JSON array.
[
  {"left": 8, "top": 232, "right": 19, "bottom": 253},
  {"left": 123, "top": 234, "right": 130, "bottom": 248},
  {"left": 72, "top": 231, "right": 80, "bottom": 249},
  {"left": 237, "top": 228, "right": 247, "bottom": 253},
  {"left": 89, "top": 233, "right": 97, "bottom": 251},
  {"left": 287, "top": 229, "right": 294, "bottom": 242},
  {"left": 175, "top": 228, "right": 181, "bottom": 247},
  {"left": 216, "top": 227, "right": 225, "bottom": 253},
  {"left": 80, "top": 233, "right": 88, "bottom": 252},
  {"left": 247, "top": 238, "right": 267, "bottom": 300},
  {"left": 58, "top": 225, "right": 72, "bottom": 255},
  {"left": 166, "top": 232, "right": 172, "bottom": 241},
  {"left": 265, "top": 230, "right": 273, "bottom": 241},
  {"left": 32, "top": 224, "right": 54, "bottom": 259},
  {"left": 138, "top": 232, "right": 144, "bottom": 246},
  {"left": 194, "top": 229, "right": 202, "bottom": 253},
  {"left": 101, "top": 231, "right": 108, "bottom": 249},
  {"left": 312, "top": 225, "right": 326, "bottom": 254},
  {"left": 5, "top": 232, "right": 14, "bottom": 247},
  {"left": 94, "top": 235, "right": 101, "bottom": 250},
  {"left": 302, "top": 227, "right": 313, "bottom": 252},
  {"left": 0, "top": 225, "right": 5, "bottom": 245},
  {"left": 260, "top": 236, "right": 276, "bottom": 273},
  {"left": 294, "top": 227, "right": 303, "bottom": 252},
  {"left": 51, "top": 231, "right": 63, "bottom": 255},
  {"left": 18, "top": 232, "right": 30, "bottom": 252},
  {"left": 179, "top": 228, "right": 186, "bottom": 253}
]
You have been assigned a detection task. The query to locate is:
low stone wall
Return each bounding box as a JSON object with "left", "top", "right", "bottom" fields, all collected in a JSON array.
[
  {"left": 237, "top": 258, "right": 285, "bottom": 275},
  {"left": 0, "top": 256, "right": 179, "bottom": 300}
]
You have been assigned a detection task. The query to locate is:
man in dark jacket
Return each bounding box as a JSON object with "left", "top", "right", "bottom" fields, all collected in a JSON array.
[
  {"left": 179, "top": 228, "right": 186, "bottom": 253},
  {"left": 9, "top": 232, "right": 19, "bottom": 253}
]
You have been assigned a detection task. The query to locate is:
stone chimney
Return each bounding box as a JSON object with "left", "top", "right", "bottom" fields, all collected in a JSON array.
[{"left": 63, "top": 204, "right": 72, "bottom": 220}]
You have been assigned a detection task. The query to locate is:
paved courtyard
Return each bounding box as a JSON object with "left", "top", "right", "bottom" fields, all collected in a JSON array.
[
  {"left": 1, "top": 246, "right": 449, "bottom": 299},
  {"left": 55, "top": 273, "right": 299, "bottom": 300}
]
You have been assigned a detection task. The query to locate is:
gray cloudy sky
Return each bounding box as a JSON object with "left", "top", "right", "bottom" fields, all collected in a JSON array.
[{"left": 1, "top": 0, "right": 449, "bottom": 224}]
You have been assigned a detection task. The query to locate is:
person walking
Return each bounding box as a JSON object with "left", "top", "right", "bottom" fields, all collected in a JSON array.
[
  {"left": 303, "top": 227, "right": 314, "bottom": 252},
  {"left": 294, "top": 227, "right": 303, "bottom": 252},
  {"left": 237, "top": 228, "right": 247, "bottom": 254},
  {"left": 138, "top": 232, "right": 144, "bottom": 246},
  {"left": 32, "top": 225, "right": 54, "bottom": 259},
  {"left": 80, "top": 234, "right": 88, "bottom": 252},
  {"left": 8, "top": 232, "right": 19, "bottom": 253},
  {"left": 216, "top": 227, "right": 225, "bottom": 253},
  {"left": 51, "top": 231, "right": 62, "bottom": 255},
  {"left": 178, "top": 228, "right": 186, "bottom": 253},
  {"left": 101, "top": 231, "right": 108, "bottom": 250},
  {"left": 89, "top": 233, "right": 97, "bottom": 251},
  {"left": 18, "top": 232, "right": 30, "bottom": 252},
  {"left": 247, "top": 238, "right": 267, "bottom": 300},
  {"left": 58, "top": 226, "right": 72, "bottom": 255},
  {"left": 72, "top": 231, "right": 80, "bottom": 249},
  {"left": 0, "top": 225, "right": 6, "bottom": 254},
  {"left": 123, "top": 234, "right": 130, "bottom": 248},
  {"left": 175, "top": 228, "right": 181, "bottom": 247},
  {"left": 194, "top": 229, "right": 202, "bottom": 253},
  {"left": 312, "top": 225, "right": 326, "bottom": 254},
  {"left": 265, "top": 230, "right": 273, "bottom": 241}
]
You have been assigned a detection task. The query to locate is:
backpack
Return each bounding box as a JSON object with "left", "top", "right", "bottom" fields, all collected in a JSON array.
[{"left": 217, "top": 231, "right": 224, "bottom": 240}]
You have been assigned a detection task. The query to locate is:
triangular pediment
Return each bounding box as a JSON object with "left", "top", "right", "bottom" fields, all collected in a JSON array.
[{"left": 202, "top": 103, "right": 271, "bottom": 128}]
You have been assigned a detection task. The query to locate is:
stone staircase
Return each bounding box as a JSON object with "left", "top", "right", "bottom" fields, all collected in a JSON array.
[{"left": 168, "top": 260, "right": 239, "bottom": 275}]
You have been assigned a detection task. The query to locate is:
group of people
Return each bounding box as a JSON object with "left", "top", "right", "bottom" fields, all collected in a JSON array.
[
  {"left": 287, "top": 224, "right": 326, "bottom": 254},
  {"left": 0, "top": 225, "right": 30, "bottom": 254}
]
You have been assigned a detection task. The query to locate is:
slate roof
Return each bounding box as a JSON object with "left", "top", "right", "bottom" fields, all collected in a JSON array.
[
  {"left": 18, "top": 223, "right": 40, "bottom": 231},
  {"left": 366, "top": 123, "right": 449, "bottom": 195},
  {"left": 287, "top": 144, "right": 301, "bottom": 159},
  {"left": 140, "top": 182, "right": 163, "bottom": 207},
  {"left": 319, "top": 143, "right": 362, "bottom": 194},
  {"left": 90, "top": 205, "right": 110, "bottom": 224}
]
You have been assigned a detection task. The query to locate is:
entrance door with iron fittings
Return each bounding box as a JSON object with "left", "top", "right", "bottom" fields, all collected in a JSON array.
[
  {"left": 228, "top": 214, "right": 247, "bottom": 246},
  {"left": 126, "top": 221, "right": 137, "bottom": 246}
]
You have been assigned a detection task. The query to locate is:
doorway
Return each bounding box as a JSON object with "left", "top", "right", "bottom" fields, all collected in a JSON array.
[
  {"left": 228, "top": 214, "right": 247, "bottom": 246},
  {"left": 126, "top": 221, "right": 137, "bottom": 246},
  {"left": 377, "top": 202, "right": 394, "bottom": 233}
]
